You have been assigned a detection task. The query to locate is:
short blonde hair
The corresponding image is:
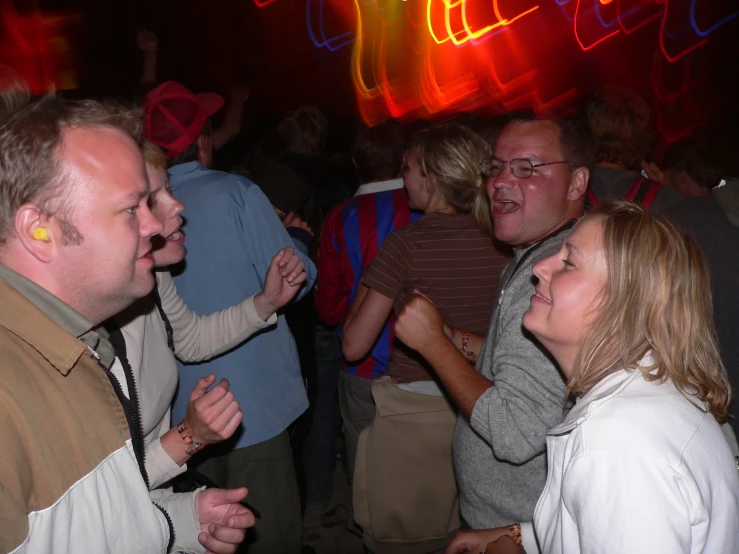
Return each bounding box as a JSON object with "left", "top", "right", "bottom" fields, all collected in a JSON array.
[
  {"left": 413, "top": 123, "right": 490, "bottom": 215},
  {"left": 570, "top": 199, "right": 731, "bottom": 422},
  {"left": 141, "top": 138, "right": 167, "bottom": 169}
]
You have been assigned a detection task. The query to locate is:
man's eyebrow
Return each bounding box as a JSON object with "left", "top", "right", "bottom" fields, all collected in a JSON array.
[{"left": 119, "top": 190, "right": 148, "bottom": 204}]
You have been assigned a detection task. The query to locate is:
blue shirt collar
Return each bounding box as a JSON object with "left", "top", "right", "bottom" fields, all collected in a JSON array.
[{"left": 167, "top": 161, "right": 203, "bottom": 176}]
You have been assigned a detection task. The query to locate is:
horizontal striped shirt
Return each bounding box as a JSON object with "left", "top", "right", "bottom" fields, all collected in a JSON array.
[{"left": 362, "top": 212, "right": 511, "bottom": 383}]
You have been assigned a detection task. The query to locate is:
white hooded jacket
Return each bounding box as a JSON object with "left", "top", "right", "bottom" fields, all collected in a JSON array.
[{"left": 533, "top": 360, "right": 739, "bottom": 554}]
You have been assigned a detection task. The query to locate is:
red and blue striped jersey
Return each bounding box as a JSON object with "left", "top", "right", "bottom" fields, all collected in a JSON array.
[{"left": 316, "top": 185, "right": 420, "bottom": 379}]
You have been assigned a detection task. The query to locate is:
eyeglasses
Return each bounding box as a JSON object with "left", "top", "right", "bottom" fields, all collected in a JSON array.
[{"left": 479, "top": 157, "right": 576, "bottom": 179}]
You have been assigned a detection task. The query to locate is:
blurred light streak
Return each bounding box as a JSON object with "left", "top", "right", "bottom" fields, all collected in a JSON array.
[
  {"left": 573, "top": 0, "right": 621, "bottom": 50},
  {"left": 343, "top": 0, "right": 736, "bottom": 140},
  {"left": 659, "top": 0, "right": 707, "bottom": 62},
  {"left": 306, "top": 0, "right": 356, "bottom": 51},
  {"left": 617, "top": 0, "right": 662, "bottom": 35},
  {"left": 253, "top": 0, "right": 279, "bottom": 7},
  {"left": 690, "top": 0, "right": 738, "bottom": 36},
  {"left": 0, "top": 0, "right": 78, "bottom": 93},
  {"left": 426, "top": 0, "right": 539, "bottom": 46}
]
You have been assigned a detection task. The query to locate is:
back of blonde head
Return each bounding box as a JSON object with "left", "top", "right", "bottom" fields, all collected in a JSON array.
[
  {"left": 571, "top": 199, "right": 731, "bottom": 422},
  {"left": 413, "top": 122, "right": 490, "bottom": 215}
]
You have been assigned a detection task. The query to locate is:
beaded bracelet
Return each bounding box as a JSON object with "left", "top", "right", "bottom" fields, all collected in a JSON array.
[
  {"left": 509, "top": 523, "right": 522, "bottom": 545},
  {"left": 177, "top": 419, "right": 206, "bottom": 455},
  {"left": 461, "top": 329, "right": 475, "bottom": 358}
]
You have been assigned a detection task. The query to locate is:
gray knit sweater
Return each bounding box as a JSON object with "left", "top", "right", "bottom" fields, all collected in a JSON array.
[{"left": 453, "top": 232, "right": 569, "bottom": 528}]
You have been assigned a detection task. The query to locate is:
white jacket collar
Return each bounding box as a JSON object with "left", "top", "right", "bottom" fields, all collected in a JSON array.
[{"left": 548, "top": 354, "right": 654, "bottom": 436}]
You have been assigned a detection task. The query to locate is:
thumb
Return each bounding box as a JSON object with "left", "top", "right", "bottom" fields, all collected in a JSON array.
[
  {"left": 208, "top": 487, "right": 249, "bottom": 505},
  {"left": 190, "top": 373, "right": 216, "bottom": 401}
]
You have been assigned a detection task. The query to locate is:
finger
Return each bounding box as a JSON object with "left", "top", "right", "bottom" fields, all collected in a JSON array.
[
  {"left": 227, "top": 510, "right": 256, "bottom": 530},
  {"left": 198, "top": 526, "right": 242, "bottom": 554},
  {"left": 278, "top": 246, "right": 294, "bottom": 267},
  {"left": 286, "top": 263, "right": 305, "bottom": 284},
  {"left": 443, "top": 534, "right": 479, "bottom": 554},
  {"left": 289, "top": 271, "right": 307, "bottom": 288},
  {"left": 411, "top": 288, "right": 434, "bottom": 303},
  {"left": 281, "top": 255, "right": 301, "bottom": 277},
  {"left": 195, "top": 379, "right": 230, "bottom": 408},
  {"left": 210, "top": 400, "right": 242, "bottom": 434},
  {"left": 270, "top": 248, "right": 286, "bottom": 268},
  {"left": 216, "top": 410, "right": 244, "bottom": 440},
  {"left": 206, "top": 486, "right": 249, "bottom": 504},
  {"left": 189, "top": 374, "right": 217, "bottom": 401},
  {"left": 209, "top": 389, "right": 237, "bottom": 417},
  {"left": 210, "top": 522, "right": 247, "bottom": 544}
]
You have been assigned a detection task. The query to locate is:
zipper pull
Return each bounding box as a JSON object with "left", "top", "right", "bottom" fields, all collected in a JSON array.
[{"left": 87, "top": 346, "right": 102, "bottom": 363}]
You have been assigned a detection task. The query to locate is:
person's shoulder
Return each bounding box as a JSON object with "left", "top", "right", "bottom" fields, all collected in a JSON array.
[{"left": 579, "top": 376, "right": 714, "bottom": 460}]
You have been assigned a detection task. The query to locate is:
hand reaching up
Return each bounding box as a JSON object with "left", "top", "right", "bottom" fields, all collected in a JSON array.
[
  {"left": 136, "top": 28, "right": 158, "bottom": 54},
  {"left": 253, "top": 247, "right": 307, "bottom": 321}
]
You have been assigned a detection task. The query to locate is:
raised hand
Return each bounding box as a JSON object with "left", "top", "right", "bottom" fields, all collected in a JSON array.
[
  {"left": 136, "top": 28, "right": 158, "bottom": 54},
  {"left": 230, "top": 85, "right": 250, "bottom": 104},
  {"left": 185, "top": 373, "right": 242, "bottom": 444},
  {"left": 197, "top": 487, "right": 255, "bottom": 554},
  {"left": 253, "top": 247, "right": 307, "bottom": 320}
]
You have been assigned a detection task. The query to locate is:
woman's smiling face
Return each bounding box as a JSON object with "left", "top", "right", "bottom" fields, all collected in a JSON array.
[
  {"left": 523, "top": 216, "right": 608, "bottom": 377},
  {"left": 146, "top": 163, "right": 186, "bottom": 267}
]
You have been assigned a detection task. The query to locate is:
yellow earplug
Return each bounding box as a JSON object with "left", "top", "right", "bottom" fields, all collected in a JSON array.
[{"left": 33, "top": 227, "right": 50, "bottom": 241}]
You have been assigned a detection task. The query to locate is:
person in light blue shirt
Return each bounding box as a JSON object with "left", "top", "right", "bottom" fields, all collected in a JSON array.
[{"left": 142, "top": 81, "right": 316, "bottom": 554}]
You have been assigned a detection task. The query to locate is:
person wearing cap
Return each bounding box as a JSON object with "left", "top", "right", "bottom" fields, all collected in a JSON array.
[{"left": 143, "top": 81, "right": 317, "bottom": 554}]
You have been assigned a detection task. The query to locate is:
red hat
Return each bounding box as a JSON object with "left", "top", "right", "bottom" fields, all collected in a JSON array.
[{"left": 142, "top": 81, "right": 225, "bottom": 158}]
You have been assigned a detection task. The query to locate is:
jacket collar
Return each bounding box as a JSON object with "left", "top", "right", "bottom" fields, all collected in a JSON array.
[
  {"left": 0, "top": 271, "right": 91, "bottom": 375},
  {"left": 547, "top": 355, "right": 653, "bottom": 436}
]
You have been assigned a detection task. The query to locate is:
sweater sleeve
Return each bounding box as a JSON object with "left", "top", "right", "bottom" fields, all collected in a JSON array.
[
  {"left": 156, "top": 270, "right": 277, "bottom": 363},
  {"left": 150, "top": 487, "right": 207, "bottom": 554},
  {"left": 145, "top": 406, "right": 186, "bottom": 489},
  {"left": 469, "top": 245, "right": 568, "bottom": 465},
  {"left": 561, "top": 451, "right": 693, "bottom": 553}
]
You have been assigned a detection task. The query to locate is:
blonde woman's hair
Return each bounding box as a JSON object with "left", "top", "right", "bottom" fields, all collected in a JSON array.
[
  {"left": 413, "top": 122, "right": 491, "bottom": 215},
  {"left": 570, "top": 199, "right": 731, "bottom": 422},
  {"left": 141, "top": 138, "right": 167, "bottom": 170}
]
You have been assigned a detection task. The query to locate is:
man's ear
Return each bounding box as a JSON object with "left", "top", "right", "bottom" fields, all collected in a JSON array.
[
  {"left": 15, "top": 204, "right": 55, "bottom": 263},
  {"left": 197, "top": 134, "right": 212, "bottom": 159},
  {"left": 567, "top": 166, "right": 589, "bottom": 201}
]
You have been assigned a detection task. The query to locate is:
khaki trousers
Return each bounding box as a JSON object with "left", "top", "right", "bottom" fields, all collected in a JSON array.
[{"left": 354, "top": 377, "right": 460, "bottom": 554}]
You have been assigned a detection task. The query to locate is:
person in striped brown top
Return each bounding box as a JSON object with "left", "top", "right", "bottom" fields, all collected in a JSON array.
[{"left": 341, "top": 122, "right": 511, "bottom": 554}]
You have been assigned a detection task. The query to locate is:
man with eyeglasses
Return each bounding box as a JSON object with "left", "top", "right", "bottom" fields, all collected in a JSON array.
[{"left": 393, "top": 113, "right": 593, "bottom": 552}]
